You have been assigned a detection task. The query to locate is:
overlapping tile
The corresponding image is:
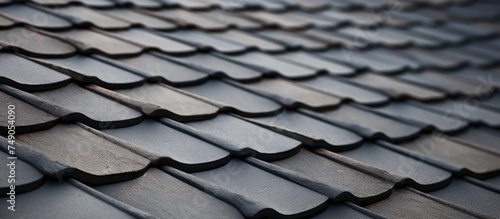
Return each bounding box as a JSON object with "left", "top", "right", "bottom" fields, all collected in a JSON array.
[
  {"left": 0, "top": 149, "right": 45, "bottom": 195},
  {"left": 99, "top": 9, "right": 177, "bottom": 30},
  {"left": 0, "top": 4, "right": 72, "bottom": 29},
  {"left": 0, "top": 27, "right": 76, "bottom": 57},
  {"left": 279, "top": 51, "right": 356, "bottom": 76},
  {"left": 49, "top": 6, "right": 131, "bottom": 29}
]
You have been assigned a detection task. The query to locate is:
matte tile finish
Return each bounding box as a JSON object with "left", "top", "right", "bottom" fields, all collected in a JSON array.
[
  {"left": 57, "top": 29, "right": 142, "bottom": 56},
  {"left": 0, "top": 27, "right": 76, "bottom": 57},
  {"left": 0, "top": 4, "right": 72, "bottom": 29},
  {"left": 0, "top": 149, "right": 44, "bottom": 194}
]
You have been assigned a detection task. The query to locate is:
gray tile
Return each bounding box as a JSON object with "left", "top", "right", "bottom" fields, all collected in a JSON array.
[
  {"left": 0, "top": 4, "right": 72, "bottom": 29},
  {"left": 107, "top": 29, "right": 197, "bottom": 54},
  {"left": 94, "top": 168, "right": 244, "bottom": 219},
  {"left": 237, "top": 78, "right": 341, "bottom": 109},
  {"left": 240, "top": 11, "right": 309, "bottom": 29},
  {"left": 0, "top": 53, "right": 71, "bottom": 91},
  {"left": 32, "top": 83, "right": 143, "bottom": 129},
  {"left": 173, "top": 159, "right": 329, "bottom": 218},
  {"left": 164, "top": 30, "right": 248, "bottom": 53},
  {"left": 94, "top": 53, "right": 207, "bottom": 85},
  {"left": 0, "top": 149, "right": 44, "bottom": 195},
  {"left": 256, "top": 30, "right": 327, "bottom": 50},
  {"left": 31, "top": 55, "right": 144, "bottom": 89},
  {"left": 340, "top": 142, "right": 452, "bottom": 191},
  {"left": 91, "top": 83, "right": 219, "bottom": 121},
  {"left": 421, "top": 99, "right": 500, "bottom": 128},
  {"left": 57, "top": 29, "right": 142, "bottom": 56},
  {"left": 0, "top": 14, "right": 14, "bottom": 27},
  {"left": 299, "top": 76, "right": 390, "bottom": 105},
  {"left": 279, "top": 52, "right": 356, "bottom": 76},
  {"left": 453, "top": 126, "right": 500, "bottom": 153},
  {"left": 182, "top": 80, "right": 282, "bottom": 116},
  {"left": 311, "top": 203, "right": 380, "bottom": 219},
  {"left": 147, "top": 8, "right": 228, "bottom": 31},
  {"left": 0, "top": 181, "right": 135, "bottom": 219},
  {"left": 200, "top": 10, "right": 262, "bottom": 30},
  {"left": 103, "top": 119, "right": 230, "bottom": 172},
  {"left": 401, "top": 49, "right": 465, "bottom": 69},
  {"left": 245, "top": 110, "right": 363, "bottom": 150},
  {"left": 318, "top": 50, "right": 407, "bottom": 74},
  {"left": 0, "top": 27, "right": 76, "bottom": 57},
  {"left": 164, "top": 114, "right": 301, "bottom": 160},
  {"left": 100, "top": 9, "right": 177, "bottom": 30},
  {"left": 16, "top": 123, "right": 150, "bottom": 184},
  {"left": 214, "top": 29, "right": 286, "bottom": 52},
  {"left": 51, "top": 6, "right": 130, "bottom": 29}
]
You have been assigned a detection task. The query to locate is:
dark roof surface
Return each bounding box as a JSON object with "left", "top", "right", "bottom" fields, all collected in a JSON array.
[{"left": 1, "top": 0, "right": 500, "bottom": 218}]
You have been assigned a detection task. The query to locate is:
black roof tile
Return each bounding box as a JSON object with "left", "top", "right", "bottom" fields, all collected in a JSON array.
[
  {"left": 106, "top": 29, "right": 197, "bottom": 54},
  {"left": 392, "top": 9, "right": 444, "bottom": 24},
  {"left": 199, "top": 10, "right": 262, "bottom": 30},
  {"left": 181, "top": 80, "right": 282, "bottom": 116},
  {"left": 340, "top": 142, "right": 452, "bottom": 191},
  {"left": 380, "top": 28, "right": 443, "bottom": 48},
  {"left": 453, "top": 126, "right": 500, "bottom": 153},
  {"left": 103, "top": 119, "right": 230, "bottom": 172},
  {"left": 347, "top": 72, "right": 446, "bottom": 101},
  {"left": 0, "top": 53, "right": 71, "bottom": 91},
  {"left": 442, "top": 22, "right": 494, "bottom": 38},
  {"left": 161, "top": 0, "right": 214, "bottom": 10},
  {"left": 0, "top": 149, "right": 45, "bottom": 195},
  {"left": 439, "top": 46, "right": 493, "bottom": 67},
  {"left": 364, "top": 188, "right": 483, "bottom": 218},
  {"left": 56, "top": 29, "right": 142, "bottom": 56},
  {"left": 302, "top": 104, "right": 421, "bottom": 142},
  {"left": 243, "top": 110, "right": 363, "bottom": 150},
  {"left": 370, "top": 101, "right": 469, "bottom": 133},
  {"left": 248, "top": 149, "right": 394, "bottom": 204},
  {"left": 99, "top": 9, "right": 177, "bottom": 30},
  {"left": 481, "top": 92, "right": 500, "bottom": 111},
  {"left": 450, "top": 67, "right": 500, "bottom": 89},
  {"left": 162, "top": 114, "right": 301, "bottom": 160},
  {"left": 279, "top": 51, "right": 356, "bottom": 76},
  {"left": 0, "top": 181, "right": 136, "bottom": 218},
  {"left": 318, "top": 50, "right": 407, "bottom": 74},
  {"left": 27, "top": 83, "right": 143, "bottom": 128},
  {"left": 396, "top": 70, "right": 494, "bottom": 97},
  {"left": 298, "top": 76, "right": 390, "bottom": 105},
  {"left": 420, "top": 99, "right": 500, "bottom": 128},
  {"left": 239, "top": 11, "right": 310, "bottom": 30},
  {"left": 311, "top": 203, "right": 384, "bottom": 219},
  {"left": 221, "top": 52, "right": 318, "bottom": 78},
  {"left": 320, "top": 10, "right": 378, "bottom": 26},
  {"left": 167, "top": 52, "right": 263, "bottom": 81},
  {"left": 303, "top": 29, "right": 369, "bottom": 49},
  {"left": 401, "top": 48, "right": 466, "bottom": 69},
  {"left": 94, "top": 168, "right": 244, "bottom": 218},
  {"left": 164, "top": 30, "right": 248, "bottom": 53},
  {"left": 0, "top": 89, "right": 58, "bottom": 134},
  {"left": 30, "top": 55, "right": 144, "bottom": 89},
  {"left": 0, "top": 27, "right": 77, "bottom": 57},
  {"left": 166, "top": 159, "right": 329, "bottom": 218},
  {"left": 285, "top": 12, "right": 340, "bottom": 29},
  {"left": 364, "top": 49, "right": 421, "bottom": 70},
  {"left": 257, "top": 30, "right": 328, "bottom": 50},
  {"left": 428, "top": 178, "right": 500, "bottom": 218},
  {"left": 214, "top": 29, "right": 286, "bottom": 52},
  {"left": 336, "top": 27, "right": 412, "bottom": 48},
  {"left": 14, "top": 123, "right": 150, "bottom": 184},
  {"left": 95, "top": 53, "right": 208, "bottom": 85},
  {"left": 385, "top": 134, "right": 500, "bottom": 178},
  {"left": 0, "top": 4, "right": 72, "bottom": 30},
  {"left": 236, "top": 78, "right": 341, "bottom": 109},
  {"left": 31, "top": 0, "right": 115, "bottom": 7},
  {"left": 89, "top": 83, "right": 218, "bottom": 121},
  {"left": 410, "top": 25, "right": 468, "bottom": 44},
  {"left": 276, "top": 0, "right": 329, "bottom": 10},
  {"left": 50, "top": 6, "right": 131, "bottom": 30},
  {"left": 146, "top": 8, "right": 228, "bottom": 31},
  {"left": 114, "top": 0, "right": 163, "bottom": 8}
]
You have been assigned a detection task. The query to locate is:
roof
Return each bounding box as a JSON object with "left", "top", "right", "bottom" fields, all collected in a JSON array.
[{"left": 1, "top": 0, "right": 500, "bottom": 218}]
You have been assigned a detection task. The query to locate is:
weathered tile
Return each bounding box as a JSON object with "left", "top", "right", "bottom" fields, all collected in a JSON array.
[
  {"left": 256, "top": 30, "right": 327, "bottom": 50},
  {"left": 298, "top": 76, "right": 390, "bottom": 105},
  {"left": 304, "top": 29, "right": 368, "bottom": 49},
  {"left": 429, "top": 178, "right": 500, "bottom": 218},
  {"left": 221, "top": 52, "right": 317, "bottom": 78},
  {"left": 168, "top": 53, "right": 263, "bottom": 81},
  {"left": 236, "top": 78, "right": 341, "bottom": 109},
  {"left": 147, "top": 8, "right": 228, "bottom": 31},
  {"left": 396, "top": 71, "right": 494, "bottom": 97},
  {"left": 339, "top": 142, "right": 452, "bottom": 191},
  {"left": 311, "top": 203, "right": 382, "bottom": 219},
  {"left": 285, "top": 11, "right": 340, "bottom": 29},
  {"left": 279, "top": 52, "right": 356, "bottom": 76},
  {"left": 364, "top": 188, "right": 482, "bottom": 218},
  {"left": 348, "top": 73, "right": 446, "bottom": 101},
  {"left": 90, "top": 83, "right": 218, "bottom": 121},
  {"left": 51, "top": 6, "right": 130, "bottom": 29},
  {"left": 276, "top": 0, "right": 329, "bottom": 10},
  {"left": 114, "top": 0, "right": 162, "bottom": 8},
  {"left": 442, "top": 22, "right": 494, "bottom": 38},
  {"left": 163, "top": 114, "right": 301, "bottom": 160},
  {"left": 480, "top": 92, "right": 500, "bottom": 111},
  {"left": 30, "top": 55, "right": 144, "bottom": 89},
  {"left": 410, "top": 25, "right": 467, "bottom": 44},
  {"left": 244, "top": 110, "right": 363, "bottom": 150},
  {"left": 450, "top": 67, "right": 500, "bottom": 88},
  {"left": 379, "top": 28, "right": 442, "bottom": 48},
  {"left": 0, "top": 89, "right": 58, "bottom": 135},
  {"left": 165, "top": 159, "right": 329, "bottom": 218},
  {"left": 94, "top": 168, "right": 244, "bottom": 219},
  {"left": 27, "top": 83, "right": 143, "bottom": 129},
  {"left": 241, "top": 11, "right": 309, "bottom": 29},
  {"left": 0, "top": 4, "right": 72, "bottom": 29},
  {"left": 0, "top": 53, "right": 71, "bottom": 91},
  {"left": 370, "top": 102, "right": 468, "bottom": 133},
  {"left": 0, "top": 14, "right": 14, "bottom": 27},
  {"left": 0, "top": 149, "right": 44, "bottom": 195},
  {"left": 99, "top": 9, "right": 177, "bottom": 30},
  {"left": 0, "top": 27, "right": 76, "bottom": 57},
  {"left": 95, "top": 53, "right": 207, "bottom": 85},
  {"left": 363, "top": 49, "right": 421, "bottom": 70},
  {"left": 336, "top": 27, "right": 412, "bottom": 48},
  {"left": 320, "top": 10, "right": 379, "bottom": 26},
  {"left": 214, "top": 29, "right": 286, "bottom": 52},
  {"left": 57, "top": 29, "right": 142, "bottom": 56},
  {"left": 103, "top": 119, "right": 230, "bottom": 172},
  {"left": 385, "top": 134, "right": 500, "bottom": 178},
  {"left": 15, "top": 123, "right": 150, "bottom": 183},
  {"left": 181, "top": 80, "right": 282, "bottom": 116},
  {"left": 200, "top": 10, "right": 262, "bottom": 30},
  {"left": 439, "top": 46, "right": 492, "bottom": 66},
  {"left": 164, "top": 30, "right": 247, "bottom": 53},
  {"left": 392, "top": 9, "right": 444, "bottom": 24},
  {"left": 302, "top": 104, "right": 421, "bottom": 142},
  {"left": 0, "top": 181, "right": 135, "bottom": 218},
  {"left": 248, "top": 149, "right": 394, "bottom": 204},
  {"left": 453, "top": 126, "right": 500, "bottom": 153},
  {"left": 420, "top": 99, "right": 500, "bottom": 128},
  {"left": 401, "top": 48, "right": 465, "bottom": 69},
  {"left": 31, "top": 0, "right": 115, "bottom": 7},
  {"left": 318, "top": 50, "right": 407, "bottom": 74}
]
